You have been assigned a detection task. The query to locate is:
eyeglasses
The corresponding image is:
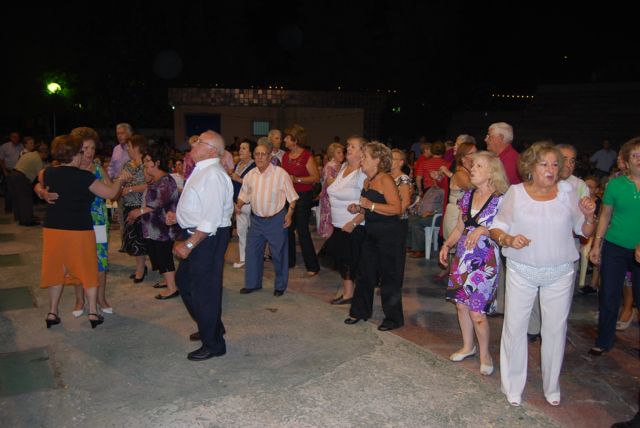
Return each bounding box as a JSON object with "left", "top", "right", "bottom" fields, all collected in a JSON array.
[
  {"left": 629, "top": 152, "right": 640, "bottom": 160},
  {"left": 194, "top": 140, "right": 215, "bottom": 148},
  {"left": 254, "top": 152, "right": 270, "bottom": 157}
]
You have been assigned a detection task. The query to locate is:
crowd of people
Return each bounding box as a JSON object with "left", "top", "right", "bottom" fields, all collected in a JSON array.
[{"left": 1, "top": 121, "right": 638, "bottom": 415}]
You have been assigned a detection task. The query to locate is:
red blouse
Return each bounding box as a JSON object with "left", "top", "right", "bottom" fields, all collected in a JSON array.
[{"left": 282, "top": 149, "right": 314, "bottom": 193}]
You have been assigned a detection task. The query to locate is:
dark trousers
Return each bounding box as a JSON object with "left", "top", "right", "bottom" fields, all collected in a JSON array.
[
  {"left": 596, "top": 239, "right": 640, "bottom": 350},
  {"left": 245, "top": 209, "right": 289, "bottom": 291},
  {"left": 350, "top": 221, "right": 405, "bottom": 327},
  {"left": 176, "top": 227, "right": 230, "bottom": 353},
  {"left": 7, "top": 170, "right": 34, "bottom": 223},
  {"left": 288, "top": 190, "right": 320, "bottom": 272}
]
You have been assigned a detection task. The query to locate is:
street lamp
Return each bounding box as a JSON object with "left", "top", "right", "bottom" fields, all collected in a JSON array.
[{"left": 46, "top": 81, "right": 62, "bottom": 135}]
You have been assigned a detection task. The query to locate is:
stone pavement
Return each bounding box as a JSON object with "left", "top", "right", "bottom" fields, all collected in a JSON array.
[{"left": 0, "top": 205, "right": 637, "bottom": 427}]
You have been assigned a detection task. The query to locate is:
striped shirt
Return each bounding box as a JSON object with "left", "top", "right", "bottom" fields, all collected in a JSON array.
[{"left": 238, "top": 164, "right": 299, "bottom": 217}]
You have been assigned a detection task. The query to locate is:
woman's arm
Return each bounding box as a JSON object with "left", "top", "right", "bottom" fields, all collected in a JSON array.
[
  {"left": 294, "top": 154, "right": 320, "bottom": 185},
  {"left": 589, "top": 204, "right": 613, "bottom": 265},
  {"left": 440, "top": 214, "right": 465, "bottom": 265},
  {"left": 398, "top": 182, "right": 411, "bottom": 214},
  {"left": 359, "top": 174, "right": 402, "bottom": 216},
  {"left": 453, "top": 169, "right": 472, "bottom": 190},
  {"left": 90, "top": 177, "right": 124, "bottom": 200}
]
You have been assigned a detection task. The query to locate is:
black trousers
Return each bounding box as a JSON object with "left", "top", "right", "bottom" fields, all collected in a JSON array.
[
  {"left": 350, "top": 221, "right": 405, "bottom": 327},
  {"left": 7, "top": 170, "right": 34, "bottom": 223},
  {"left": 288, "top": 190, "right": 320, "bottom": 272},
  {"left": 176, "top": 227, "right": 230, "bottom": 353}
]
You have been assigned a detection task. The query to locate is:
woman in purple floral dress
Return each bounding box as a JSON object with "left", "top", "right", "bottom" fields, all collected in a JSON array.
[
  {"left": 439, "top": 151, "right": 509, "bottom": 376},
  {"left": 318, "top": 143, "right": 344, "bottom": 238}
]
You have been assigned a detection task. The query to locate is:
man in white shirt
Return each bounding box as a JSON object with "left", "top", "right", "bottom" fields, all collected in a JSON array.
[
  {"left": 0, "top": 131, "right": 24, "bottom": 213},
  {"left": 167, "top": 130, "right": 234, "bottom": 361}
]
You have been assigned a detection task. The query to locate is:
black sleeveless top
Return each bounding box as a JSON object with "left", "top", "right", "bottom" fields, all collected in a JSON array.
[
  {"left": 362, "top": 188, "right": 398, "bottom": 224},
  {"left": 462, "top": 189, "right": 499, "bottom": 229}
]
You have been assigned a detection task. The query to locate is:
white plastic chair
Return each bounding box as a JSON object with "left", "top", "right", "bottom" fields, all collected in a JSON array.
[
  {"left": 424, "top": 213, "right": 443, "bottom": 260},
  {"left": 310, "top": 206, "right": 321, "bottom": 231}
]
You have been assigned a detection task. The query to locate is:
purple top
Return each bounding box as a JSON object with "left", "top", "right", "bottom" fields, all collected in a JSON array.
[
  {"left": 140, "top": 175, "right": 180, "bottom": 241},
  {"left": 107, "top": 143, "right": 130, "bottom": 179}
]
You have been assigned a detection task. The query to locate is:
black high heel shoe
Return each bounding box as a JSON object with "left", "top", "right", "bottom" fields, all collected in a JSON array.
[
  {"left": 46, "top": 313, "right": 61, "bottom": 329},
  {"left": 133, "top": 266, "right": 148, "bottom": 283},
  {"left": 88, "top": 313, "right": 104, "bottom": 329},
  {"left": 344, "top": 317, "right": 367, "bottom": 325}
]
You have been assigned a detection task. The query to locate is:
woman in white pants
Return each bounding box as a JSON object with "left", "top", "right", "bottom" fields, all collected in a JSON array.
[
  {"left": 231, "top": 140, "right": 256, "bottom": 268},
  {"left": 490, "top": 142, "right": 596, "bottom": 407}
]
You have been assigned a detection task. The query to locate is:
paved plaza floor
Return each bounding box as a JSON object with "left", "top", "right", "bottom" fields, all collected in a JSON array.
[{"left": 0, "top": 204, "right": 637, "bottom": 427}]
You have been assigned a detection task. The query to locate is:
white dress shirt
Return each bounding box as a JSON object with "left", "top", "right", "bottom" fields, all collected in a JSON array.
[{"left": 177, "top": 158, "right": 233, "bottom": 235}]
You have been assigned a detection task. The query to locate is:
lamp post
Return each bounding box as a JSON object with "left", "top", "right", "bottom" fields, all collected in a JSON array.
[{"left": 46, "top": 82, "right": 62, "bottom": 136}]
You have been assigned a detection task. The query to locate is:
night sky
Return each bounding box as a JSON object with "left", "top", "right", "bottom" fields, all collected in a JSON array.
[{"left": 3, "top": 2, "right": 639, "bottom": 139}]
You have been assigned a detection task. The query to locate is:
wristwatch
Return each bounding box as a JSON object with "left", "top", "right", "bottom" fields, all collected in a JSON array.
[{"left": 185, "top": 240, "right": 194, "bottom": 250}]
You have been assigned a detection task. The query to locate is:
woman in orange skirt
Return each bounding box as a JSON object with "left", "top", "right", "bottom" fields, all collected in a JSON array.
[{"left": 38, "top": 134, "right": 127, "bottom": 329}]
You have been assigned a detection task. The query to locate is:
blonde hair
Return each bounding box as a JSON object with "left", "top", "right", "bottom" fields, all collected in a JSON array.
[
  {"left": 391, "top": 148, "right": 406, "bottom": 163},
  {"left": 471, "top": 151, "right": 509, "bottom": 194},
  {"left": 365, "top": 141, "right": 392, "bottom": 173},
  {"left": 326, "top": 142, "right": 344, "bottom": 161},
  {"left": 518, "top": 141, "right": 564, "bottom": 182}
]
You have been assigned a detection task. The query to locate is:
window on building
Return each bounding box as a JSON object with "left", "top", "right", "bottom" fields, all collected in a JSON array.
[{"left": 252, "top": 120, "right": 270, "bottom": 136}]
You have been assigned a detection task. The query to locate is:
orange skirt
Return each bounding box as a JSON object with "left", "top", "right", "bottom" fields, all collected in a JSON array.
[{"left": 40, "top": 228, "right": 99, "bottom": 289}]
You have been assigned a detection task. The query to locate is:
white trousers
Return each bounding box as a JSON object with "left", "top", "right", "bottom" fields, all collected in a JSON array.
[
  {"left": 236, "top": 204, "right": 252, "bottom": 262},
  {"left": 500, "top": 260, "right": 574, "bottom": 403}
]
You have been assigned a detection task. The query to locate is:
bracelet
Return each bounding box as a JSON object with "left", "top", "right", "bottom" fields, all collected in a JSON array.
[
  {"left": 585, "top": 217, "right": 596, "bottom": 225},
  {"left": 140, "top": 208, "right": 144, "bottom": 215},
  {"left": 370, "top": 203, "right": 376, "bottom": 212},
  {"left": 498, "top": 234, "right": 507, "bottom": 247},
  {"left": 352, "top": 222, "right": 358, "bottom": 228}
]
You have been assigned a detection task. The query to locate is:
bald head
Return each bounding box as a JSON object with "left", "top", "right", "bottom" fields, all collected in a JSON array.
[{"left": 198, "top": 130, "right": 225, "bottom": 158}]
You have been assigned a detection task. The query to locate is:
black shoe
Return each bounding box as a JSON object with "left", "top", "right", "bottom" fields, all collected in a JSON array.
[
  {"left": 19, "top": 220, "right": 40, "bottom": 226},
  {"left": 45, "top": 312, "right": 61, "bottom": 329},
  {"left": 133, "top": 266, "right": 148, "bottom": 283},
  {"left": 263, "top": 255, "right": 272, "bottom": 262},
  {"left": 580, "top": 285, "right": 598, "bottom": 295},
  {"left": 240, "top": 287, "right": 260, "bottom": 294},
  {"left": 273, "top": 289, "right": 284, "bottom": 297},
  {"left": 331, "top": 296, "right": 353, "bottom": 305},
  {"left": 187, "top": 346, "right": 225, "bottom": 361},
  {"left": 528, "top": 333, "right": 541, "bottom": 343},
  {"left": 487, "top": 312, "right": 504, "bottom": 318},
  {"left": 155, "top": 290, "right": 180, "bottom": 300},
  {"left": 344, "top": 317, "right": 367, "bottom": 325},
  {"left": 189, "top": 332, "right": 200, "bottom": 341},
  {"left": 152, "top": 282, "right": 168, "bottom": 289},
  {"left": 378, "top": 323, "right": 402, "bottom": 332},
  {"left": 88, "top": 313, "right": 104, "bottom": 329}
]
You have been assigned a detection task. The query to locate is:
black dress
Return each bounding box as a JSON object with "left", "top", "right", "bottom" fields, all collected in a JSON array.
[{"left": 349, "top": 187, "right": 404, "bottom": 328}]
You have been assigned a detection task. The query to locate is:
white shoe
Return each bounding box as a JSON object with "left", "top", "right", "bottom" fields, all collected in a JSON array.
[
  {"left": 480, "top": 359, "right": 494, "bottom": 376},
  {"left": 233, "top": 262, "right": 245, "bottom": 268},
  {"left": 99, "top": 306, "right": 113, "bottom": 314},
  {"left": 616, "top": 308, "right": 636, "bottom": 330},
  {"left": 72, "top": 308, "right": 84, "bottom": 318},
  {"left": 449, "top": 345, "right": 477, "bottom": 362},
  {"left": 507, "top": 396, "right": 522, "bottom": 407}
]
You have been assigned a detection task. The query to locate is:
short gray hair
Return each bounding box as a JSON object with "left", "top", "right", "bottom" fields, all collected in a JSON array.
[
  {"left": 257, "top": 136, "right": 273, "bottom": 153},
  {"left": 488, "top": 122, "right": 513, "bottom": 144},
  {"left": 200, "top": 130, "right": 225, "bottom": 156},
  {"left": 116, "top": 123, "right": 133, "bottom": 134},
  {"left": 555, "top": 143, "right": 577, "bottom": 156},
  {"left": 268, "top": 129, "right": 281, "bottom": 140}
]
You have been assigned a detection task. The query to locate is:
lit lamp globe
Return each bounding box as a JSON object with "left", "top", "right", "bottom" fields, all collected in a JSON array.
[{"left": 47, "top": 82, "right": 62, "bottom": 94}]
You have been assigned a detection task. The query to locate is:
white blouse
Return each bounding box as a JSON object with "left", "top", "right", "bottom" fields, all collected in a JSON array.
[
  {"left": 490, "top": 181, "right": 586, "bottom": 267},
  {"left": 327, "top": 163, "right": 367, "bottom": 228}
]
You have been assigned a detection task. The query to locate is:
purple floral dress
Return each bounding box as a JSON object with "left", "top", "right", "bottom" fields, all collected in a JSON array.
[
  {"left": 318, "top": 160, "right": 341, "bottom": 237},
  {"left": 445, "top": 190, "right": 503, "bottom": 314}
]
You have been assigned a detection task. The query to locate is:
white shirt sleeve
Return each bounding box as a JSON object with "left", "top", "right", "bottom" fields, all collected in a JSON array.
[{"left": 489, "top": 185, "right": 516, "bottom": 233}]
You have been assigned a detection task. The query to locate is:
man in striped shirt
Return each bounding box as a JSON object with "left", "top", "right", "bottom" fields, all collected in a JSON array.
[{"left": 236, "top": 139, "right": 298, "bottom": 296}]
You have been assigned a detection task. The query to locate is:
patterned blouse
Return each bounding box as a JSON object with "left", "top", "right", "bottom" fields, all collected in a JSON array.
[
  {"left": 122, "top": 160, "right": 145, "bottom": 207},
  {"left": 140, "top": 175, "right": 180, "bottom": 241}
]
